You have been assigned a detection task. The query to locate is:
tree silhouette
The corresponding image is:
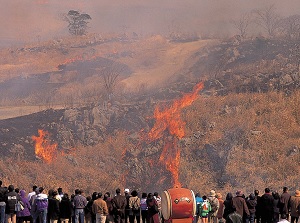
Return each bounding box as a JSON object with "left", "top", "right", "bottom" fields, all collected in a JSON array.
[{"left": 64, "top": 10, "right": 92, "bottom": 36}]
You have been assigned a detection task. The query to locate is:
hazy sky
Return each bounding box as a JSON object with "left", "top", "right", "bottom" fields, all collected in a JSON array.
[{"left": 1, "top": 0, "right": 300, "bottom": 47}]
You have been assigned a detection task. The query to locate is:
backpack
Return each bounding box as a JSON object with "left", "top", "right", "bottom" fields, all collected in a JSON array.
[
  {"left": 202, "top": 202, "right": 209, "bottom": 211},
  {"left": 209, "top": 197, "right": 219, "bottom": 213}
]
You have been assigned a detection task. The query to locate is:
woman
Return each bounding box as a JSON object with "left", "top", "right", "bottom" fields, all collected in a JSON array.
[
  {"left": 223, "top": 193, "right": 235, "bottom": 220},
  {"left": 146, "top": 193, "right": 159, "bottom": 223},
  {"left": 140, "top": 193, "right": 148, "bottom": 223},
  {"left": 216, "top": 193, "right": 224, "bottom": 223},
  {"left": 16, "top": 190, "right": 31, "bottom": 223},
  {"left": 200, "top": 195, "right": 211, "bottom": 223},
  {"left": 128, "top": 190, "right": 140, "bottom": 223}
]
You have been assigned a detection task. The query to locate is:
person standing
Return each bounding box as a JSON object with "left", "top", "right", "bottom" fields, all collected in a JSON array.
[
  {"left": 0, "top": 181, "right": 7, "bottom": 223},
  {"left": 27, "top": 187, "right": 37, "bottom": 204},
  {"left": 254, "top": 190, "right": 262, "bottom": 223},
  {"left": 216, "top": 193, "right": 224, "bottom": 223},
  {"left": 208, "top": 190, "right": 219, "bottom": 223},
  {"left": 92, "top": 193, "right": 108, "bottom": 223},
  {"left": 73, "top": 189, "right": 87, "bottom": 223},
  {"left": 33, "top": 187, "right": 48, "bottom": 223},
  {"left": 288, "top": 190, "right": 300, "bottom": 223},
  {"left": 124, "top": 190, "right": 130, "bottom": 223},
  {"left": 59, "top": 193, "right": 73, "bottom": 223},
  {"left": 128, "top": 190, "right": 140, "bottom": 223},
  {"left": 5, "top": 185, "right": 21, "bottom": 223},
  {"left": 223, "top": 193, "right": 235, "bottom": 221},
  {"left": 260, "top": 188, "right": 274, "bottom": 223},
  {"left": 140, "top": 193, "right": 148, "bottom": 223},
  {"left": 48, "top": 190, "right": 60, "bottom": 223},
  {"left": 104, "top": 192, "right": 114, "bottom": 223},
  {"left": 246, "top": 193, "right": 257, "bottom": 223},
  {"left": 17, "top": 190, "right": 32, "bottom": 223},
  {"left": 272, "top": 192, "right": 280, "bottom": 223},
  {"left": 200, "top": 196, "right": 211, "bottom": 223},
  {"left": 280, "top": 187, "right": 291, "bottom": 221},
  {"left": 146, "top": 193, "right": 159, "bottom": 223},
  {"left": 232, "top": 190, "right": 249, "bottom": 220},
  {"left": 194, "top": 193, "right": 204, "bottom": 223},
  {"left": 111, "top": 188, "right": 126, "bottom": 223}
]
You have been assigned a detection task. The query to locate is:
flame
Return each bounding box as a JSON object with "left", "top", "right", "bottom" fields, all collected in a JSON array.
[
  {"left": 148, "top": 82, "right": 204, "bottom": 187},
  {"left": 32, "top": 129, "right": 58, "bottom": 163}
]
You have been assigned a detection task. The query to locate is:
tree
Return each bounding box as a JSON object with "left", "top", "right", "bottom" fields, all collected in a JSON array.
[
  {"left": 232, "top": 13, "right": 252, "bottom": 39},
  {"left": 64, "top": 10, "right": 91, "bottom": 36},
  {"left": 100, "top": 62, "right": 125, "bottom": 100},
  {"left": 253, "top": 4, "right": 281, "bottom": 37},
  {"left": 279, "top": 15, "right": 300, "bottom": 40}
]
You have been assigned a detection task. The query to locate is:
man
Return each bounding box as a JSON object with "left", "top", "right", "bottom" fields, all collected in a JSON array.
[
  {"left": 73, "top": 189, "right": 87, "bottom": 223},
  {"left": 111, "top": 188, "right": 126, "bottom": 223},
  {"left": 0, "top": 181, "right": 7, "bottom": 223},
  {"left": 259, "top": 188, "right": 274, "bottom": 223},
  {"left": 232, "top": 190, "right": 250, "bottom": 220},
  {"left": 208, "top": 190, "right": 219, "bottom": 223},
  {"left": 288, "top": 190, "right": 300, "bottom": 223},
  {"left": 280, "top": 187, "right": 291, "bottom": 220},
  {"left": 33, "top": 187, "right": 48, "bottom": 223},
  {"left": 254, "top": 190, "right": 261, "bottom": 223},
  {"left": 92, "top": 193, "right": 108, "bottom": 223},
  {"left": 4, "top": 185, "right": 21, "bottom": 223},
  {"left": 28, "top": 186, "right": 38, "bottom": 203},
  {"left": 124, "top": 189, "right": 130, "bottom": 223}
]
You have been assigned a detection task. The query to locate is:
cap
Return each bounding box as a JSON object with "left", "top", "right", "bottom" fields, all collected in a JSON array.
[{"left": 124, "top": 188, "right": 130, "bottom": 193}]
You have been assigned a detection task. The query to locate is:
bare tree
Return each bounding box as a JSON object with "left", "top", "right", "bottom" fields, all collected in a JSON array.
[
  {"left": 232, "top": 13, "right": 252, "bottom": 39},
  {"left": 279, "top": 15, "right": 300, "bottom": 40},
  {"left": 253, "top": 4, "right": 281, "bottom": 37},
  {"left": 100, "top": 62, "right": 125, "bottom": 100}
]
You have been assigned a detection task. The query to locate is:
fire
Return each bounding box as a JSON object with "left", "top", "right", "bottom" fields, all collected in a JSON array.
[
  {"left": 148, "top": 82, "right": 204, "bottom": 187},
  {"left": 32, "top": 129, "right": 58, "bottom": 163}
]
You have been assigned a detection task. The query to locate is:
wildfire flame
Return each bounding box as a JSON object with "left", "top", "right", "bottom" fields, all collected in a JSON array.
[
  {"left": 32, "top": 129, "right": 58, "bottom": 163},
  {"left": 148, "top": 82, "right": 204, "bottom": 187}
]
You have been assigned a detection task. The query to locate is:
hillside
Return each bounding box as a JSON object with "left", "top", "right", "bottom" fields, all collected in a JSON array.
[{"left": 0, "top": 34, "right": 300, "bottom": 196}]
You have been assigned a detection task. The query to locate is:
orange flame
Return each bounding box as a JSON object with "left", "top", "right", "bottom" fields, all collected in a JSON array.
[
  {"left": 148, "top": 82, "right": 204, "bottom": 187},
  {"left": 32, "top": 129, "right": 58, "bottom": 163}
]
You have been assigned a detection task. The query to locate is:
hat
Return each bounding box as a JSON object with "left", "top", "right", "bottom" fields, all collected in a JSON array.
[
  {"left": 295, "top": 190, "right": 300, "bottom": 197},
  {"left": 236, "top": 190, "right": 243, "bottom": 196},
  {"left": 210, "top": 190, "right": 216, "bottom": 197},
  {"left": 124, "top": 188, "right": 130, "bottom": 193},
  {"left": 216, "top": 192, "right": 222, "bottom": 199}
]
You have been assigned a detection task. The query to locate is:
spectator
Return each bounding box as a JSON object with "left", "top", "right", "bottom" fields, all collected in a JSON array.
[
  {"left": 260, "top": 188, "right": 274, "bottom": 223},
  {"left": 288, "top": 190, "right": 300, "bottom": 223},
  {"left": 59, "top": 193, "right": 73, "bottom": 223},
  {"left": 92, "top": 193, "right": 108, "bottom": 223},
  {"left": 111, "top": 188, "right": 126, "bottom": 223},
  {"left": 73, "top": 189, "right": 87, "bottom": 223},
  {"left": 17, "top": 190, "right": 31, "bottom": 223}
]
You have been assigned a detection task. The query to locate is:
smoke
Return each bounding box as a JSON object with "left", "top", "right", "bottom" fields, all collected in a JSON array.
[{"left": 1, "top": 0, "right": 300, "bottom": 47}]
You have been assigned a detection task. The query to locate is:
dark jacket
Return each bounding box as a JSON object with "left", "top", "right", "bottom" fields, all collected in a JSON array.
[
  {"left": 112, "top": 194, "right": 126, "bottom": 215},
  {"left": 59, "top": 197, "right": 73, "bottom": 219},
  {"left": 260, "top": 193, "right": 274, "bottom": 215},
  {"left": 246, "top": 195, "right": 257, "bottom": 215},
  {"left": 4, "top": 191, "right": 21, "bottom": 214},
  {"left": 280, "top": 192, "right": 291, "bottom": 214},
  {"left": 232, "top": 196, "right": 250, "bottom": 218},
  {"left": 48, "top": 197, "right": 60, "bottom": 220},
  {"left": 223, "top": 193, "right": 235, "bottom": 220}
]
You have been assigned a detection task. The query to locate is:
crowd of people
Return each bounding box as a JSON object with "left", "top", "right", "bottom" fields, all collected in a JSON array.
[
  {"left": 194, "top": 187, "right": 300, "bottom": 223},
  {"left": 0, "top": 181, "right": 161, "bottom": 223},
  {"left": 1, "top": 180, "right": 300, "bottom": 223}
]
